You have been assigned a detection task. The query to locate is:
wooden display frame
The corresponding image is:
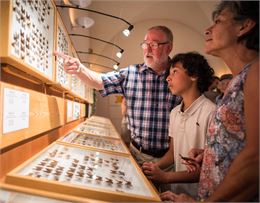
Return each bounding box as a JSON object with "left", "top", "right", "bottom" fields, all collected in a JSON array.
[
  {"left": 85, "top": 85, "right": 94, "bottom": 104},
  {"left": 83, "top": 119, "right": 115, "bottom": 129},
  {"left": 57, "top": 131, "right": 130, "bottom": 156},
  {"left": 5, "top": 143, "right": 160, "bottom": 202},
  {"left": 0, "top": 1, "right": 90, "bottom": 104},
  {"left": 80, "top": 102, "right": 86, "bottom": 118},
  {"left": 0, "top": 82, "right": 65, "bottom": 149},
  {"left": 87, "top": 116, "right": 114, "bottom": 125},
  {"left": 54, "top": 12, "right": 71, "bottom": 90},
  {"left": 70, "top": 46, "right": 84, "bottom": 98},
  {"left": 0, "top": 0, "right": 56, "bottom": 83},
  {"left": 66, "top": 100, "right": 86, "bottom": 123},
  {"left": 74, "top": 122, "right": 120, "bottom": 139},
  {"left": 0, "top": 183, "right": 105, "bottom": 203},
  {"left": 78, "top": 116, "right": 120, "bottom": 139},
  {"left": 66, "top": 99, "right": 74, "bottom": 123},
  {"left": 62, "top": 44, "right": 90, "bottom": 103}
]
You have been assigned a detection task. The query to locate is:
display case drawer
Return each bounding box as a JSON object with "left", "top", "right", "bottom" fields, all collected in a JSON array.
[
  {"left": 74, "top": 123, "right": 120, "bottom": 139},
  {"left": 0, "top": 183, "right": 104, "bottom": 203},
  {"left": 5, "top": 143, "right": 160, "bottom": 202},
  {"left": 57, "top": 131, "right": 130, "bottom": 155}
]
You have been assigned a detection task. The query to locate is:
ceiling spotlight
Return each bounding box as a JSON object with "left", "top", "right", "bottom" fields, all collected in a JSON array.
[
  {"left": 68, "top": 0, "right": 92, "bottom": 8},
  {"left": 57, "top": 5, "right": 134, "bottom": 37},
  {"left": 75, "top": 16, "right": 94, "bottom": 28},
  {"left": 113, "top": 63, "right": 120, "bottom": 70},
  {"left": 123, "top": 25, "right": 134, "bottom": 37},
  {"left": 116, "top": 49, "right": 124, "bottom": 58}
]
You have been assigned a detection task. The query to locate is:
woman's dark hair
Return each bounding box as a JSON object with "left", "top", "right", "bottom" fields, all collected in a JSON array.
[
  {"left": 168, "top": 52, "right": 215, "bottom": 93},
  {"left": 213, "top": 1, "right": 259, "bottom": 52}
]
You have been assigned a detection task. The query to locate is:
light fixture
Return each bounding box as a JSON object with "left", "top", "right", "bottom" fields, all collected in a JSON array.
[
  {"left": 75, "top": 16, "right": 94, "bottom": 28},
  {"left": 69, "top": 34, "right": 124, "bottom": 58},
  {"left": 56, "top": 4, "right": 134, "bottom": 37},
  {"left": 113, "top": 63, "right": 120, "bottom": 70},
  {"left": 122, "top": 25, "right": 134, "bottom": 37},
  {"left": 116, "top": 49, "right": 124, "bottom": 59},
  {"left": 77, "top": 51, "right": 120, "bottom": 64}
]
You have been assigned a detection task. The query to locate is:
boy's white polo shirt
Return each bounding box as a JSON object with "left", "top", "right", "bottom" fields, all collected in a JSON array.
[{"left": 169, "top": 94, "right": 216, "bottom": 198}]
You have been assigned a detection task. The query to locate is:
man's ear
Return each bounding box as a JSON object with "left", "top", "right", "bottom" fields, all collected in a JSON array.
[
  {"left": 167, "top": 42, "right": 173, "bottom": 53},
  {"left": 238, "top": 19, "right": 256, "bottom": 37}
]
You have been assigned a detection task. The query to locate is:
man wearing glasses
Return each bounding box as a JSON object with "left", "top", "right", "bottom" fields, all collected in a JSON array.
[{"left": 55, "top": 26, "right": 181, "bottom": 168}]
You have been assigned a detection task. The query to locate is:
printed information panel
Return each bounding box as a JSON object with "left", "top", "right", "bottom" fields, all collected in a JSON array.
[{"left": 3, "top": 87, "right": 29, "bottom": 134}]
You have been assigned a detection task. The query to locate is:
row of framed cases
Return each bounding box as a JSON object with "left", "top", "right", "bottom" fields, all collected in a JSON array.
[
  {"left": 0, "top": 0, "right": 90, "bottom": 101},
  {"left": 5, "top": 142, "right": 160, "bottom": 202}
]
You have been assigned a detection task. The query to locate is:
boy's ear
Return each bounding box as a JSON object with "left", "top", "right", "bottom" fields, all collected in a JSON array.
[{"left": 191, "top": 75, "right": 198, "bottom": 81}]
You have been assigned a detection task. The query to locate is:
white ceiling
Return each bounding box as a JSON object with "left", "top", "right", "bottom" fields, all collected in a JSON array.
[{"left": 55, "top": 0, "right": 229, "bottom": 75}]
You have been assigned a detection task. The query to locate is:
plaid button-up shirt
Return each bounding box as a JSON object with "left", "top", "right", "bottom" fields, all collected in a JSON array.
[{"left": 100, "top": 63, "right": 181, "bottom": 152}]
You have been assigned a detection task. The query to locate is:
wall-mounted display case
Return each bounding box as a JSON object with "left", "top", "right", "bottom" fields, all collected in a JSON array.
[
  {"left": 57, "top": 131, "right": 130, "bottom": 155},
  {"left": 70, "top": 46, "right": 88, "bottom": 100},
  {"left": 0, "top": 0, "right": 56, "bottom": 81},
  {"left": 5, "top": 143, "right": 160, "bottom": 202},
  {"left": 0, "top": 0, "right": 90, "bottom": 102},
  {"left": 55, "top": 12, "right": 71, "bottom": 89},
  {"left": 0, "top": 0, "right": 92, "bottom": 183},
  {"left": 0, "top": 82, "right": 65, "bottom": 149}
]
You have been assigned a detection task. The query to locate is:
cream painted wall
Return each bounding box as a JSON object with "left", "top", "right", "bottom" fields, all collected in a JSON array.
[
  {"left": 95, "top": 93, "right": 122, "bottom": 133},
  {"left": 103, "top": 19, "right": 230, "bottom": 76}
]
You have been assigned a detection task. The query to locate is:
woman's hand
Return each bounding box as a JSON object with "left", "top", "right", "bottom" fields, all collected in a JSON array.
[
  {"left": 160, "top": 191, "right": 195, "bottom": 202},
  {"left": 181, "top": 148, "right": 204, "bottom": 173}
]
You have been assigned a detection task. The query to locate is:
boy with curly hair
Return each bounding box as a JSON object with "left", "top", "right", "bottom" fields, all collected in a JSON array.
[{"left": 142, "top": 52, "right": 216, "bottom": 197}]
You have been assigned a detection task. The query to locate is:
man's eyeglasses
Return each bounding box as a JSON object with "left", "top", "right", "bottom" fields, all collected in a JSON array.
[{"left": 140, "top": 41, "right": 170, "bottom": 50}]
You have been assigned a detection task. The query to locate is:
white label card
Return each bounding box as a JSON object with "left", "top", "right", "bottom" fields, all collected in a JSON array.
[
  {"left": 3, "top": 88, "right": 30, "bottom": 134},
  {"left": 67, "top": 100, "right": 73, "bottom": 119}
]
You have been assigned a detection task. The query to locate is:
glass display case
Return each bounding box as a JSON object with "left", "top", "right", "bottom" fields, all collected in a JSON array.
[
  {"left": 55, "top": 13, "right": 71, "bottom": 88},
  {"left": 74, "top": 123, "right": 120, "bottom": 139},
  {"left": 83, "top": 119, "right": 114, "bottom": 129},
  {"left": 87, "top": 116, "right": 113, "bottom": 125},
  {"left": 58, "top": 131, "right": 130, "bottom": 155},
  {"left": 5, "top": 143, "right": 160, "bottom": 202},
  {"left": 0, "top": 183, "right": 103, "bottom": 203},
  {"left": 0, "top": 188, "right": 70, "bottom": 203},
  {"left": 0, "top": 0, "right": 55, "bottom": 80}
]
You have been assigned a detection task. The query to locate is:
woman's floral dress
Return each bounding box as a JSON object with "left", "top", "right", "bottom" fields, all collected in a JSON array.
[{"left": 198, "top": 63, "right": 253, "bottom": 199}]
